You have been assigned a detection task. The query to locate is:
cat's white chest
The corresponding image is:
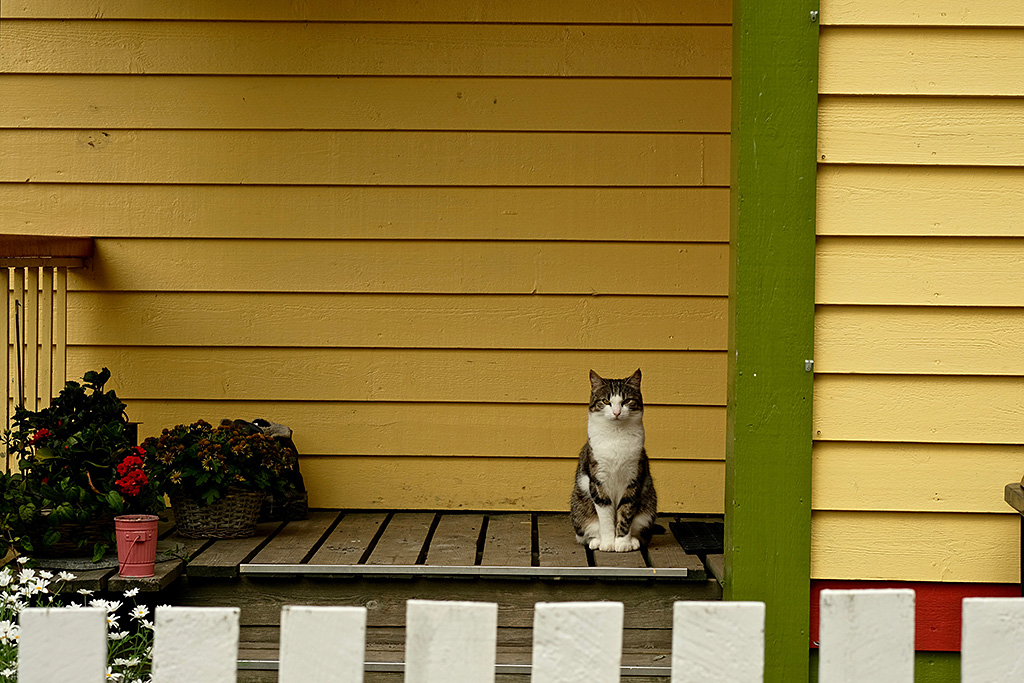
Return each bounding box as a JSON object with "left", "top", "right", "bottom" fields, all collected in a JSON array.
[{"left": 587, "top": 415, "right": 644, "bottom": 500}]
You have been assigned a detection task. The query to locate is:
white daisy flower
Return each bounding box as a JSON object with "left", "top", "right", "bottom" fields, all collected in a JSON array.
[
  {"left": 130, "top": 604, "right": 149, "bottom": 620},
  {"left": 105, "top": 667, "right": 123, "bottom": 681},
  {"left": 0, "top": 666, "right": 15, "bottom": 678},
  {"left": 91, "top": 598, "right": 109, "bottom": 611},
  {"left": 105, "top": 613, "right": 120, "bottom": 630},
  {"left": 17, "top": 568, "right": 35, "bottom": 584},
  {"left": 0, "top": 568, "right": 13, "bottom": 587},
  {"left": 57, "top": 570, "right": 77, "bottom": 582},
  {"left": 16, "top": 556, "right": 30, "bottom": 564},
  {"left": 0, "top": 620, "right": 19, "bottom": 644},
  {"left": 78, "top": 588, "right": 94, "bottom": 596},
  {"left": 105, "top": 600, "right": 123, "bottom": 613},
  {"left": 113, "top": 656, "right": 141, "bottom": 667},
  {"left": 123, "top": 587, "right": 140, "bottom": 598},
  {"left": 38, "top": 570, "right": 52, "bottom": 580},
  {"left": 108, "top": 630, "right": 128, "bottom": 641}
]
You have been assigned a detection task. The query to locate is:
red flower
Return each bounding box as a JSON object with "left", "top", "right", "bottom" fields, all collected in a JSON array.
[{"left": 28, "top": 428, "right": 52, "bottom": 446}]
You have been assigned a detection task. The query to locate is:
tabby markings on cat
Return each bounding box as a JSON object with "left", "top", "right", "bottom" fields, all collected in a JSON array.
[{"left": 570, "top": 369, "right": 657, "bottom": 552}]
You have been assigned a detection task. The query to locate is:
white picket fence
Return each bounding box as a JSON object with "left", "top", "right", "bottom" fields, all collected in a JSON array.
[{"left": 16, "top": 590, "right": 1024, "bottom": 682}]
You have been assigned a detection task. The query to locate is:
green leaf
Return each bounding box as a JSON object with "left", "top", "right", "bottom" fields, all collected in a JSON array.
[
  {"left": 92, "top": 544, "right": 106, "bottom": 563},
  {"left": 42, "top": 528, "right": 61, "bottom": 546},
  {"left": 107, "top": 490, "right": 124, "bottom": 513}
]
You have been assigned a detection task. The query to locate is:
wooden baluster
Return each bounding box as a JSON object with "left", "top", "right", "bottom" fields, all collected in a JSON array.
[
  {"left": 24, "top": 267, "right": 38, "bottom": 411},
  {"left": 818, "top": 589, "right": 915, "bottom": 683},
  {"left": 39, "top": 267, "right": 53, "bottom": 407},
  {"left": 10, "top": 268, "right": 24, "bottom": 412},
  {"left": 152, "top": 606, "right": 240, "bottom": 683},
  {"left": 532, "top": 601, "right": 623, "bottom": 683},
  {"left": 672, "top": 601, "right": 765, "bottom": 683},
  {"left": 18, "top": 607, "right": 107, "bottom": 683},
  {"left": 52, "top": 266, "right": 68, "bottom": 396},
  {"left": 405, "top": 599, "right": 498, "bottom": 683},
  {"left": 962, "top": 597, "right": 1024, "bottom": 681},
  {"left": 279, "top": 606, "right": 367, "bottom": 683}
]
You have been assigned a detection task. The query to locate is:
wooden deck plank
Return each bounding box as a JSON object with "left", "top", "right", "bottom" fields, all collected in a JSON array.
[
  {"left": 58, "top": 567, "right": 114, "bottom": 593},
  {"left": 187, "top": 522, "right": 282, "bottom": 578},
  {"left": 425, "top": 513, "right": 483, "bottom": 566},
  {"left": 249, "top": 511, "right": 340, "bottom": 565},
  {"left": 365, "top": 513, "right": 435, "bottom": 565},
  {"left": 481, "top": 514, "right": 533, "bottom": 567},
  {"left": 535, "top": 514, "right": 587, "bottom": 568},
  {"left": 645, "top": 530, "right": 706, "bottom": 579},
  {"left": 107, "top": 557, "right": 184, "bottom": 593},
  {"left": 308, "top": 512, "right": 388, "bottom": 565},
  {"left": 591, "top": 546, "right": 647, "bottom": 568}
]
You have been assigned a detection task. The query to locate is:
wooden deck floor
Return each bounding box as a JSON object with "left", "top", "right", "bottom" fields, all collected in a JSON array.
[{"left": 39, "top": 510, "right": 724, "bottom": 681}]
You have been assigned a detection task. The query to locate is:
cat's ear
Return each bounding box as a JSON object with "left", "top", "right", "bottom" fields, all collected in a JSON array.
[
  {"left": 626, "top": 368, "right": 642, "bottom": 389},
  {"left": 589, "top": 369, "right": 605, "bottom": 390}
]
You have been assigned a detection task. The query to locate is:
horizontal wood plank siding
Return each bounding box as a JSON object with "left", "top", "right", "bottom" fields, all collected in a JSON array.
[
  {"left": 814, "top": 9, "right": 1024, "bottom": 581},
  {"left": 0, "top": 22, "right": 731, "bottom": 77},
  {"left": 1, "top": 3, "right": 731, "bottom": 512},
  {"left": 0, "top": 1, "right": 733, "bottom": 23}
]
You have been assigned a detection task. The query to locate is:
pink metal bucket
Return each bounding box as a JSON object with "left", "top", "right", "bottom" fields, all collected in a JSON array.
[{"left": 114, "top": 514, "right": 159, "bottom": 577}]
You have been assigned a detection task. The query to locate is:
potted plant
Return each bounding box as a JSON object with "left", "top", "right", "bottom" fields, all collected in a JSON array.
[
  {"left": 0, "top": 368, "right": 155, "bottom": 562},
  {"left": 139, "top": 419, "right": 300, "bottom": 538},
  {"left": 111, "top": 447, "right": 165, "bottom": 576}
]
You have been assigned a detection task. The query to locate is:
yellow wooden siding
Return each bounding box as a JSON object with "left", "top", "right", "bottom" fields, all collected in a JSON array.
[
  {"left": 812, "top": 511, "right": 1019, "bottom": 583},
  {"left": 301, "top": 457, "right": 725, "bottom": 513},
  {"left": 814, "top": 14, "right": 1024, "bottom": 581},
  {"left": 813, "top": 441, "right": 1024, "bottom": 514},
  {"left": 123, "top": 400, "right": 726, "bottom": 463},
  {"left": 1, "top": 130, "right": 730, "bottom": 187},
  {"left": 0, "top": 75, "right": 732, "bottom": 132},
  {"left": 0, "top": 1, "right": 732, "bottom": 24},
  {"left": 1, "top": 4, "right": 730, "bottom": 512},
  {"left": 820, "top": 0, "right": 1024, "bottom": 27},
  {"left": 817, "top": 237, "right": 1024, "bottom": 306},
  {"left": 67, "top": 293, "right": 727, "bottom": 350},
  {"left": 0, "top": 22, "right": 730, "bottom": 77},
  {"left": 820, "top": 29, "right": 1024, "bottom": 95},
  {"left": 0, "top": 185, "right": 730, "bottom": 241},
  {"left": 68, "top": 240, "right": 727, "bottom": 295},
  {"left": 817, "top": 166, "right": 1024, "bottom": 237}
]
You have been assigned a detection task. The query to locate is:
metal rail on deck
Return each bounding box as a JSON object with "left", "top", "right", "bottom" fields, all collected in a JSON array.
[{"left": 240, "top": 563, "right": 690, "bottom": 579}]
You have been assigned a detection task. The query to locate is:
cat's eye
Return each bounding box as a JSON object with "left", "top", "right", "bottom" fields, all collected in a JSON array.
[{"left": 601, "top": 399, "right": 611, "bottom": 405}]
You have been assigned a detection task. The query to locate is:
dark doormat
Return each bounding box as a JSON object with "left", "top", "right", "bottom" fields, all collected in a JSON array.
[{"left": 669, "top": 520, "right": 724, "bottom": 555}]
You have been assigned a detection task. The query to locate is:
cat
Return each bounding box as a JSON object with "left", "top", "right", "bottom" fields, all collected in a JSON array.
[{"left": 570, "top": 368, "right": 657, "bottom": 552}]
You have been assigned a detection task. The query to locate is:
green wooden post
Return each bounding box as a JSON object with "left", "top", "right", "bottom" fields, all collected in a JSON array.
[{"left": 726, "top": 1, "right": 819, "bottom": 682}]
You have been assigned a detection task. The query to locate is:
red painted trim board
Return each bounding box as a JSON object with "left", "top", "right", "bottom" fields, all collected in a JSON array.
[{"left": 810, "top": 580, "right": 1020, "bottom": 652}]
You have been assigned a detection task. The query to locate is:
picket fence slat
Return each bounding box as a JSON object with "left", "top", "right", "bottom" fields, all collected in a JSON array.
[
  {"left": 279, "top": 605, "right": 367, "bottom": 683},
  {"left": 406, "top": 600, "right": 498, "bottom": 683},
  {"left": 152, "top": 607, "right": 240, "bottom": 683},
  {"left": 532, "top": 601, "right": 624, "bottom": 683},
  {"left": 22, "top": 593, "right": 1024, "bottom": 682},
  {"left": 818, "top": 589, "right": 915, "bottom": 683},
  {"left": 961, "top": 597, "right": 1024, "bottom": 682},
  {"left": 672, "top": 601, "right": 765, "bottom": 683},
  {"left": 18, "top": 607, "right": 107, "bottom": 683}
]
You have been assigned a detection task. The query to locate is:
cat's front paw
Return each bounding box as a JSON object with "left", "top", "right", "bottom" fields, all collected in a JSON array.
[
  {"left": 597, "top": 539, "right": 616, "bottom": 552},
  {"left": 613, "top": 536, "right": 640, "bottom": 552},
  {"left": 588, "top": 538, "right": 602, "bottom": 551}
]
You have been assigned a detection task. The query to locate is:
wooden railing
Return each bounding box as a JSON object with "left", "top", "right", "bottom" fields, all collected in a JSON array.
[
  {"left": 0, "top": 235, "right": 93, "bottom": 427},
  {"left": 13, "top": 591, "right": 1024, "bottom": 681}
]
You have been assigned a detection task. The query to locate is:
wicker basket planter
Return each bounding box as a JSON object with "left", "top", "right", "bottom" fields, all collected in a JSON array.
[
  {"left": 29, "top": 514, "right": 115, "bottom": 558},
  {"left": 170, "top": 489, "right": 265, "bottom": 539}
]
